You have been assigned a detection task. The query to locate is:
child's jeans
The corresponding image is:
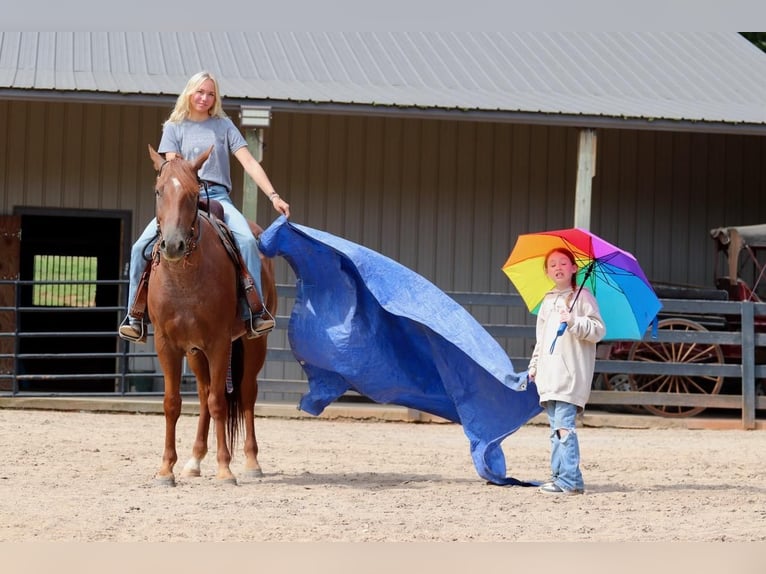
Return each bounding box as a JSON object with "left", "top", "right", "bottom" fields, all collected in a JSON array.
[{"left": 545, "top": 400, "right": 584, "bottom": 492}]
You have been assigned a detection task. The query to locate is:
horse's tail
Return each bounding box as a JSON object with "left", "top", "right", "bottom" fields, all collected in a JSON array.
[{"left": 226, "top": 338, "right": 246, "bottom": 455}]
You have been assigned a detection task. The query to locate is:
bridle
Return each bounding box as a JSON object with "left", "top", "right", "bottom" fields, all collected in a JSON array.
[{"left": 153, "top": 158, "right": 202, "bottom": 262}]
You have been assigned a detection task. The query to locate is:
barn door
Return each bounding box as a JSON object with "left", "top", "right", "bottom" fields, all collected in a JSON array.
[
  {"left": 14, "top": 211, "right": 127, "bottom": 392},
  {"left": 0, "top": 216, "right": 21, "bottom": 389}
]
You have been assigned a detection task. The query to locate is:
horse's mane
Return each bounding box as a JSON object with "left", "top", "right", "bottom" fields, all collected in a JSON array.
[{"left": 159, "top": 157, "right": 200, "bottom": 196}]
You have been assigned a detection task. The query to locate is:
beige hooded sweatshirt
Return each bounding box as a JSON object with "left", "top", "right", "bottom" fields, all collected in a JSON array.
[{"left": 527, "top": 286, "right": 606, "bottom": 411}]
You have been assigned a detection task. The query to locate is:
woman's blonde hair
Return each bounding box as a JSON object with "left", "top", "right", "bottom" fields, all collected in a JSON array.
[{"left": 167, "top": 71, "right": 227, "bottom": 123}]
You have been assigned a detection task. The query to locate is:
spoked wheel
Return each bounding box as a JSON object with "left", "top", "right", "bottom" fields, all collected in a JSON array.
[{"left": 628, "top": 318, "right": 724, "bottom": 418}]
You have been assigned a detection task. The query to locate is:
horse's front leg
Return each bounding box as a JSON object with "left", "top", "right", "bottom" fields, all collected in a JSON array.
[
  {"left": 155, "top": 350, "right": 184, "bottom": 486},
  {"left": 181, "top": 352, "right": 211, "bottom": 478},
  {"left": 208, "top": 351, "right": 236, "bottom": 484}
]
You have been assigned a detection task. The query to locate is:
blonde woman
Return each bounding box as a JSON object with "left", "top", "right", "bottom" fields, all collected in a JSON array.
[{"left": 119, "top": 71, "right": 290, "bottom": 342}]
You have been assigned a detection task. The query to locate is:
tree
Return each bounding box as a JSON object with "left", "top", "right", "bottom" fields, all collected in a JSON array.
[{"left": 741, "top": 32, "right": 766, "bottom": 53}]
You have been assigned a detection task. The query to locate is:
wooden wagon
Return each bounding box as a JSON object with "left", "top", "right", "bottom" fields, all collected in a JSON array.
[{"left": 597, "top": 224, "right": 766, "bottom": 417}]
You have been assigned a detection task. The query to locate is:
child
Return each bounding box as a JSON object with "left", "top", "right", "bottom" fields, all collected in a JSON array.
[{"left": 527, "top": 248, "right": 605, "bottom": 495}]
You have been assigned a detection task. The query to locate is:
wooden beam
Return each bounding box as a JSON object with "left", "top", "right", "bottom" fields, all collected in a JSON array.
[
  {"left": 574, "top": 128, "right": 597, "bottom": 230},
  {"left": 241, "top": 127, "right": 264, "bottom": 222}
]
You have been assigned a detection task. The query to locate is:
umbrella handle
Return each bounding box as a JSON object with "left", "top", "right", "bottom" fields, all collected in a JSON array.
[{"left": 549, "top": 322, "right": 568, "bottom": 353}]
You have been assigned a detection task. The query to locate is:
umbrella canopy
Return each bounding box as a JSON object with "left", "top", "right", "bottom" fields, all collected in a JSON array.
[{"left": 502, "top": 228, "right": 661, "bottom": 341}]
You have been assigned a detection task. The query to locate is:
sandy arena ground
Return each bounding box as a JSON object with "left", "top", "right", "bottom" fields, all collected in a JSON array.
[{"left": 1, "top": 406, "right": 765, "bottom": 543}]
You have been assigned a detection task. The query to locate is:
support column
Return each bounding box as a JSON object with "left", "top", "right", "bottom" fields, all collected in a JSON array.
[
  {"left": 239, "top": 107, "right": 272, "bottom": 222},
  {"left": 574, "top": 128, "right": 597, "bottom": 230}
]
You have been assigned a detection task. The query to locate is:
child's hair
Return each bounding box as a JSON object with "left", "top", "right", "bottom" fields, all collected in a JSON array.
[
  {"left": 167, "top": 71, "right": 227, "bottom": 124},
  {"left": 544, "top": 247, "right": 578, "bottom": 291}
]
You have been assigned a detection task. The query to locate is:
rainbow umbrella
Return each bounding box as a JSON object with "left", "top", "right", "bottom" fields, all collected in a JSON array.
[{"left": 502, "top": 228, "right": 661, "bottom": 341}]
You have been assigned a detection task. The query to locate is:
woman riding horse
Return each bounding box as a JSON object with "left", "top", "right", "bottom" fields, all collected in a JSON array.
[
  {"left": 147, "top": 145, "right": 278, "bottom": 485},
  {"left": 119, "top": 70, "right": 290, "bottom": 343}
]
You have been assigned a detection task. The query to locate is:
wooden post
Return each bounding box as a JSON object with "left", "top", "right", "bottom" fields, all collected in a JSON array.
[
  {"left": 240, "top": 107, "right": 272, "bottom": 222},
  {"left": 741, "top": 301, "right": 756, "bottom": 429},
  {"left": 574, "top": 128, "right": 597, "bottom": 230},
  {"left": 0, "top": 216, "right": 21, "bottom": 391},
  {"left": 242, "top": 128, "right": 264, "bottom": 221}
]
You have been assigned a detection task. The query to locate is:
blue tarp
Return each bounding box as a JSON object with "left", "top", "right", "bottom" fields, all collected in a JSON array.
[{"left": 258, "top": 216, "right": 543, "bottom": 485}]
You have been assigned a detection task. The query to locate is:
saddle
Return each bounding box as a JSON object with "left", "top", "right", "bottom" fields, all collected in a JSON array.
[
  {"left": 129, "top": 198, "right": 263, "bottom": 321},
  {"left": 199, "top": 197, "right": 224, "bottom": 221}
]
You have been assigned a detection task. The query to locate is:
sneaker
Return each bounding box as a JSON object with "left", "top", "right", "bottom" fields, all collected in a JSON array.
[
  {"left": 539, "top": 482, "right": 584, "bottom": 495},
  {"left": 246, "top": 315, "right": 275, "bottom": 339},
  {"left": 119, "top": 317, "right": 147, "bottom": 344}
]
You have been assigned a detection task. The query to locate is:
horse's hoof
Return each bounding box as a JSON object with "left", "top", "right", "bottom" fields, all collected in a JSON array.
[
  {"left": 216, "top": 476, "right": 238, "bottom": 486},
  {"left": 242, "top": 468, "right": 264, "bottom": 479},
  {"left": 180, "top": 468, "right": 201, "bottom": 478},
  {"left": 153, "top": 474, "right": 176, "bottom": 487}
]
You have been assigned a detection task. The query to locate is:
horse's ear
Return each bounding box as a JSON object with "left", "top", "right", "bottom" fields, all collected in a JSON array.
[
  {"left": 192, "top": 146, "right": 214, "bottom": 172},
  {"left": 148, "top": 145, "right": 165, "bottom": 172}
]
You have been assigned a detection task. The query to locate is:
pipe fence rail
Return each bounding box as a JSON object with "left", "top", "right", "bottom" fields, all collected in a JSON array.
[{"left": 1, "top": 279, "right": 764, "bottom": 428}]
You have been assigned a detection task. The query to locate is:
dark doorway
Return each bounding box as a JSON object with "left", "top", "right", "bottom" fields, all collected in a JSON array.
[{"left": 13, "top": 208, "right": 131, "bottom": 392}]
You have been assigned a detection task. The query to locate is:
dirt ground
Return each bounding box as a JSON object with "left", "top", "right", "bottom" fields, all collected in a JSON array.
[{"left": 1, "top": 407, "right": 765, "bottom": 543}]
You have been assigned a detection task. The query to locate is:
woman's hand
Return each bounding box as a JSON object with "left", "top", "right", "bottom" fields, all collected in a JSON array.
[{"left": 270, "top": 194, "right": 290, "bottom": 218}]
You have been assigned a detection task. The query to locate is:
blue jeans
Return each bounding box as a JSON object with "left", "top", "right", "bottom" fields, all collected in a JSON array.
[
  {"left": 545, "top": 400, "right": 584, "bottom": 492},
  {"left": 126, "top": 184, "right": 262, "bottom": 320}
]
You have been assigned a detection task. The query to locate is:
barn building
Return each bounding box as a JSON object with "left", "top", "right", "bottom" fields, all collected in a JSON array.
[{"left": 1, "top": 32, "right": 766, "bottom": 399}]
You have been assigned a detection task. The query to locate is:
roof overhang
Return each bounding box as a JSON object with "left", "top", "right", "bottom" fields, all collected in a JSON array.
[{"left": 3, "top": 87, "right": 766, "bottom": 137}]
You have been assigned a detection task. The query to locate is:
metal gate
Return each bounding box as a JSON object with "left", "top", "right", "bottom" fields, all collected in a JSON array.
[{"left": 1, "top": 279, "right": 765, "bottom": 428}]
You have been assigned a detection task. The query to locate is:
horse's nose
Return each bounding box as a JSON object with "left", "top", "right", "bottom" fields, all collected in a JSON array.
[{"left": 160, "top": 237, "right": 186, "bottom": 260}]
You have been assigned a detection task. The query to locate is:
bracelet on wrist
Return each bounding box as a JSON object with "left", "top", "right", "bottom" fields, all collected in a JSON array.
[{"left": 269, "top": 192, "right": 280, "bottom": 201}]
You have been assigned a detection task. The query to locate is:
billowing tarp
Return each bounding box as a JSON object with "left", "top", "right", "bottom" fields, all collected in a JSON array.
[{"left": 258, "top": 216, "right": 543, "bottom": 485}]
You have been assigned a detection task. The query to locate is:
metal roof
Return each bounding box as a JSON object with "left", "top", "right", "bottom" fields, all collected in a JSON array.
[{"left": 2, "top": 32, "right": 766, "bottom": 132}]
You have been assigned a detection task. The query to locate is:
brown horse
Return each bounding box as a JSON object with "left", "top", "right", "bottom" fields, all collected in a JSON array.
[{"left": 146, "top": 144, "right": 276, "bottom": 486}]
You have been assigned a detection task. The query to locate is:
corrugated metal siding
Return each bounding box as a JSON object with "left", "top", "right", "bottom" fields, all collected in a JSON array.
[
  {"left": 264, "top": 112, "right": 580, "bottom": 290},
  {"left": 3, "top": 101, "right": 766, "bottom": 291},
  {"left": 3, "top": 100, "right": 766, "bottom": 389},
  {"left": 592, "top": 129, "right": 766, "bottom": 286},
  {"left": 0, "top": 99, "right": 166, "bottom": 228},
  {"left": 260, "top": 114, "right": 766, "bottom": 360}
]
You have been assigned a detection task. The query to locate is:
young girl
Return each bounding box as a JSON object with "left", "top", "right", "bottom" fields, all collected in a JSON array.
[
  {"left": 119, "top": 71, "right": 290, "bottom": 342},
  {"left": 527, "top": 248, "right": 605, "bottom": 495}
]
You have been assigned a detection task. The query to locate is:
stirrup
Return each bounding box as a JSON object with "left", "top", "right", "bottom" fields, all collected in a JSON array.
[
  {"left": 119, "top": 316, "right": 147, "bottom": 344},
  {"left": 245, "top": 308, "right": 275, "bottom": 339}
]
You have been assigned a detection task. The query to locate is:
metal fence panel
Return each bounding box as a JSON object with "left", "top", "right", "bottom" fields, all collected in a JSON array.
[{"left": 1, "top": 279, "right": 764, "bottom": 427}]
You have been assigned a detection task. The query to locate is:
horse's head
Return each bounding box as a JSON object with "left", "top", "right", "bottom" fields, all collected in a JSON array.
[{"left": 149, "top": 145, "right": 212, "bottom": 262}]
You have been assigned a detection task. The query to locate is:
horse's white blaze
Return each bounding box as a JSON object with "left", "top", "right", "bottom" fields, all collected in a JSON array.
[{"left": 171, "top": 177, "right": 182, "bottom": 190}]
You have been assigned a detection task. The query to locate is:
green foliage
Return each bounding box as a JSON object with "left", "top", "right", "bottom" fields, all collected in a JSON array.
[
  {"left": 741, "top": 32, "right": 766, "bottom": 53},
  {"left": 33, "top": 255, "right": 97, "bottom": 307}
]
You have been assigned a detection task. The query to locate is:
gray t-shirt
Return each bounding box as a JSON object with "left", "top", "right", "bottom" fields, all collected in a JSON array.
[{"left": 158, "top": 117, "right": 247, "bottom": 193}]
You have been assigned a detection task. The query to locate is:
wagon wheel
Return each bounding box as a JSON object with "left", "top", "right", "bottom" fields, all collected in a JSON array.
[{"left": 628, "top": 318, "right": 724, "bottom": 418}]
